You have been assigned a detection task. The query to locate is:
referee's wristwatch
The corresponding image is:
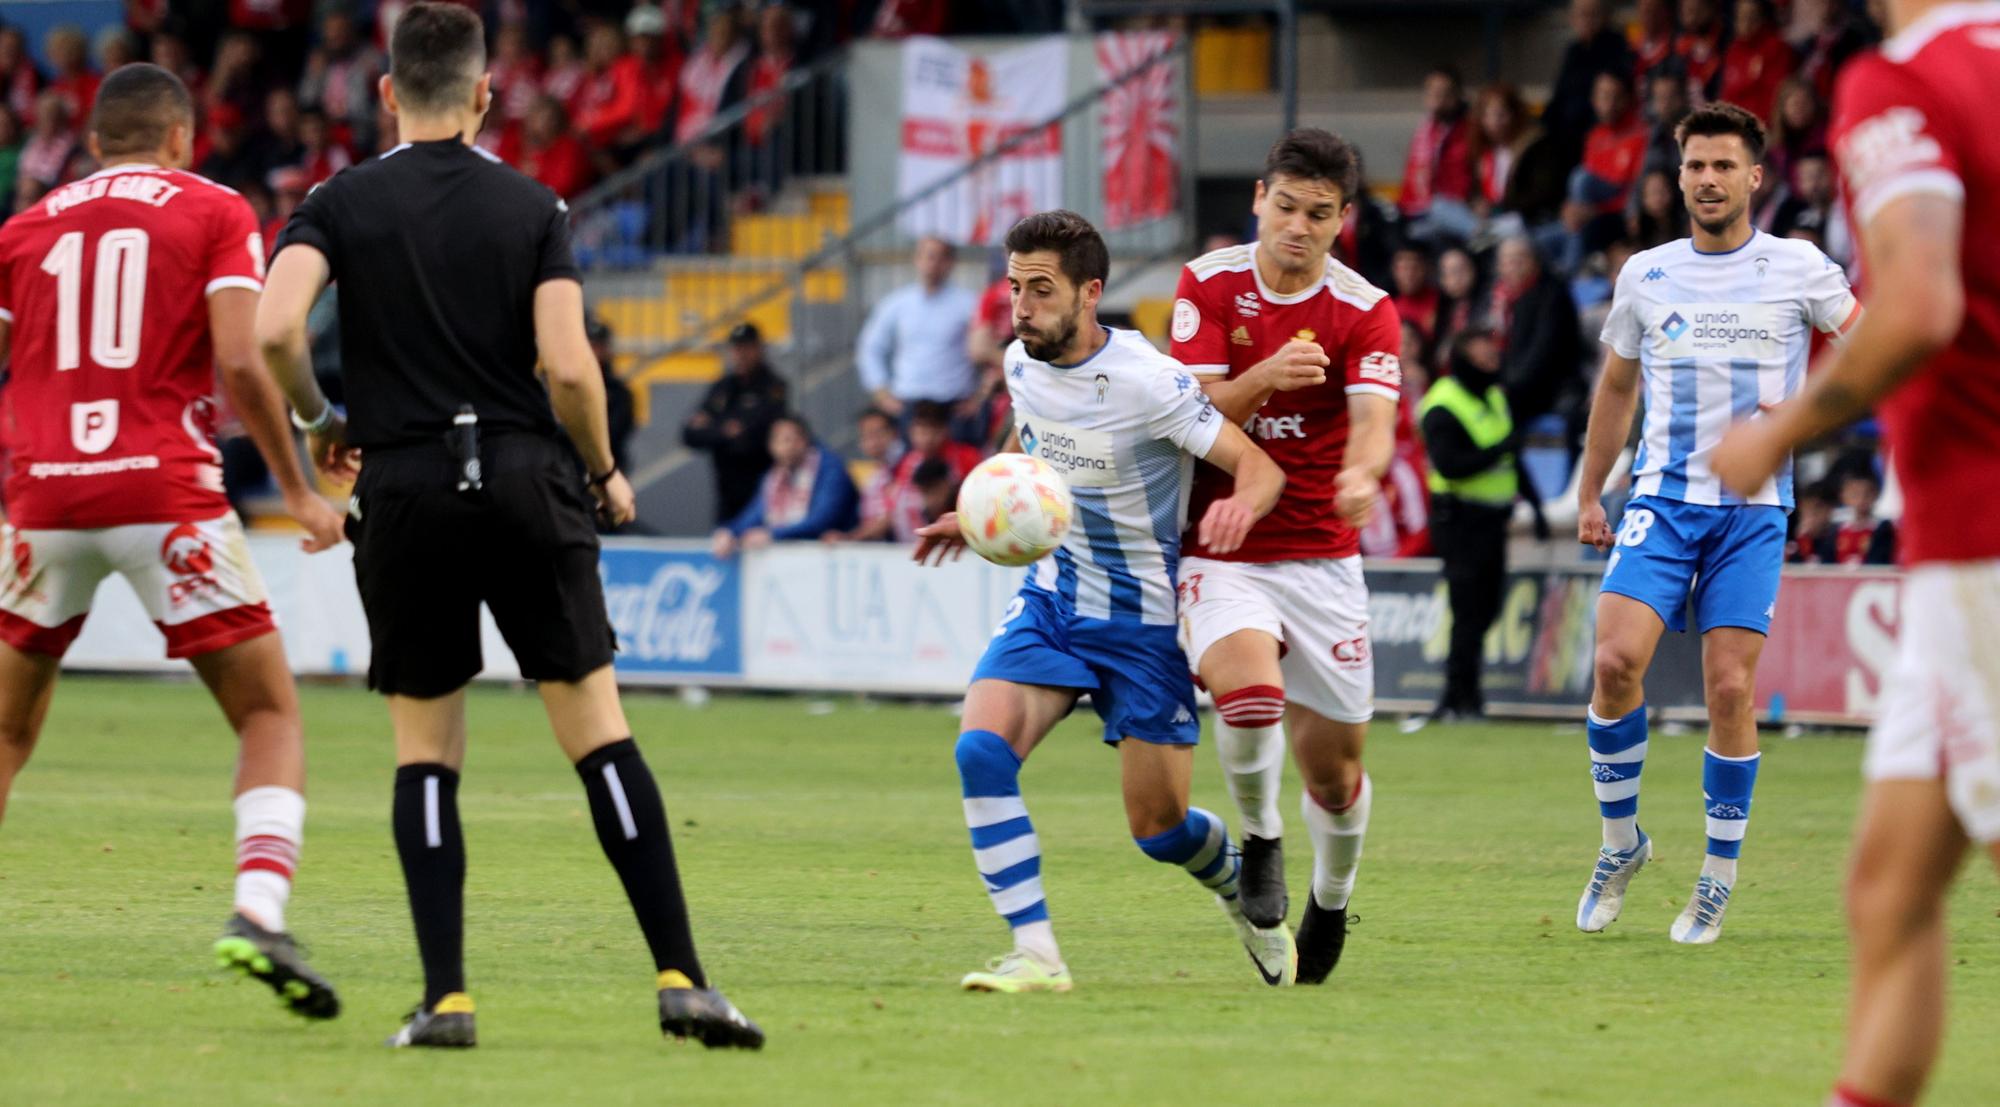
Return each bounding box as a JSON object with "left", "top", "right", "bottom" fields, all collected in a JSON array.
[
  {"left": 291, "top": 403, "right": 336, "bottom": 435},
  {"left": 587, "top": 465, "right": 620, "bottom": 490}
]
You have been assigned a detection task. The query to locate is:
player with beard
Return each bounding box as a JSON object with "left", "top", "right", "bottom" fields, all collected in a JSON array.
[
  {"left": 1167, "top": 128, "right": 1402, "bottom": 983},
  {"left": 1572, "top": 102, "right": 1859, "bottom": 944},
  {"left": 916, "top": 210, "right": 1292, "bottom": 992}
]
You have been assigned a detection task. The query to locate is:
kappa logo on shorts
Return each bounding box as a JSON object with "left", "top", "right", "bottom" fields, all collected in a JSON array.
[
  {"left": 1172, "top": 705, "right": 1194, "bottom": 725},
  {"left": 161, "top": 523, "right": 221, "bottom": 607}
]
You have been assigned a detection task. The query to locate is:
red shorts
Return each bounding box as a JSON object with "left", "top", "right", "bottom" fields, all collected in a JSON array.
[{"left": 0, "top": 512, "right": 276, "bottom": 659}]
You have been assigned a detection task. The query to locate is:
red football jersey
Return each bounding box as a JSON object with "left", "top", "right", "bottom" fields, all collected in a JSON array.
[
  {"left": 1171, "top": 243, "right": 1403, "bottom": 561},
  {"left": 0, "top": 165, "right": 264, "bottom": 529},
  {"left": 1829, "top": 8, "right": 2000, "bottom": 565}
]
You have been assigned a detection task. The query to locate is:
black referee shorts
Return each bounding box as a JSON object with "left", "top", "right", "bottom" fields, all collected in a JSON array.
[{"left": 346, "top": 433, "right": 616, "bottom": 698}]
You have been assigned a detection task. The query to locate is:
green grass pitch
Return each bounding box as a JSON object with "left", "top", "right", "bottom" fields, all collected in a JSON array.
[{"left": 2, "top": 678, "right": 1997, "bottom": 1105}]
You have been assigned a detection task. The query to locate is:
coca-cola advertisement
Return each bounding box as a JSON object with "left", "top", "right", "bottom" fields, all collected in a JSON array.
[{"left": 598, "top": 545, "right": 742, "bottom": 680}]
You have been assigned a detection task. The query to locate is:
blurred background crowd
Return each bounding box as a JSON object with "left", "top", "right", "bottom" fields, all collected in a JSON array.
[{"left": 6, "top": 0, "right": 1898, "bottom": 565}]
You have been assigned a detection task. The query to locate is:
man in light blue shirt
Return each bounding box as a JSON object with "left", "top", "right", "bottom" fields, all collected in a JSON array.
[{"left": 856, "top": 236, "right": 979, "bottom": 415}]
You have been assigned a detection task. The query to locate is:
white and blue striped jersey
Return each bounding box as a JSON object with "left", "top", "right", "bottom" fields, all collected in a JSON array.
[
  {"left": 1003, "top": 327, "right": 1224, "bottom": 626},
  {"left": 1601, "top": 231, "right": 1858, "bottom": 507}
]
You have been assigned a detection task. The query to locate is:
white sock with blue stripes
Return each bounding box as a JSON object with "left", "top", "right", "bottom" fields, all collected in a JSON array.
[{"left": 956, "top": 729, "right": 1062, "bottom": 969}]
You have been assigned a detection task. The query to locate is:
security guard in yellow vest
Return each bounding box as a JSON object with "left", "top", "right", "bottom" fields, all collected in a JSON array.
[{"left": 1417, "top": 328, "right": 1541, "bottom": 723}]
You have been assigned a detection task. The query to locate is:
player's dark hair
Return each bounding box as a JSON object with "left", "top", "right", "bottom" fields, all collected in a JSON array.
[
  {"left": 772, "top": 412, "right": 812, "bottom": 438},
  {"left": 857, "top": 406, "right": 896, "bottom": 428},
  {"left": 1003, "top": 209, "right": 1109, "bottom": 289},
  {"left": 391, "top": 2, "right": 486, "bottom": 113},
  {"left": 1676, "top": 101, "right": 1767, "bottom": 162},
  {"left": 1262, "top": 127, "right": 1360, "bottom": 206},
  {"left": 89, "top": 63, "right": 193, "bottom": 157},
  {"left": 909, "top": 399, "right": 952, "bottom": 428}
]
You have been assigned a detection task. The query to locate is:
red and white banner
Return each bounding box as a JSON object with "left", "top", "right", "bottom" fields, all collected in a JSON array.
[
  {"left": 1756, "top": 568, "right": 1903, "bottom": 724},
  {"left": 1096, "top": 31, "right": 1179, "bottom": 231},
  {"left": 896, "top": 36, "right": 1068, "bottom": 245}
]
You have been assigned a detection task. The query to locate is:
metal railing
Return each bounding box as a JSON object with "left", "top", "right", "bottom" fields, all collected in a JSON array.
[{"left": 607, "top": 34, "right": 1190, "bottom": 384}]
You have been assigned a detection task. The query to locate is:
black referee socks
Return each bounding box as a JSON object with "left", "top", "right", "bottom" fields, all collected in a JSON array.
[
  {"left": 575, "top": 739, "right": 707, "bottom": 989},
  {"left": 392, "top": 763, "right": 467, "bottom": 1008}
]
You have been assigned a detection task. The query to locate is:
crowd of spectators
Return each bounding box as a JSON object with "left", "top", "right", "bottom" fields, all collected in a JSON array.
[
  {"left": 681, "top": 0, "right": 1899, "bottom": 564},
  {"left": 1347, "top": 0, "right": 1894, "bottom": 562},
  {"left": 0, "top": 0, "right": 966, "bottom": 230}
]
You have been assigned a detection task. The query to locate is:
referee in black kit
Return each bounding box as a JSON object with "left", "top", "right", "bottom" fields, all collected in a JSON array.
[{"left": 253, "top": 3, "right": 761, "bottom": 1051}]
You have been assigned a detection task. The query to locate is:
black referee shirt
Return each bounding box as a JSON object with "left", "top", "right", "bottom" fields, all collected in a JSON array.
[{"left": 276, "top": 137, "right": 576, "bottom": 449}]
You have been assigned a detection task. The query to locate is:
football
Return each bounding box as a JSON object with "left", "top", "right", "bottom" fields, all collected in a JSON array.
[{"left": 955, "top": 453, "right": 1075, "bottom": 567}]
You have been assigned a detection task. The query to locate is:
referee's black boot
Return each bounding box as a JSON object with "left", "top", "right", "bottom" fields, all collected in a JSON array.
[
  {"left": 386, "top": 993, "right": 477, "bottom": 1048},
  {"left": 658, "top": 971, "right": 764, "bottom": 1050}
]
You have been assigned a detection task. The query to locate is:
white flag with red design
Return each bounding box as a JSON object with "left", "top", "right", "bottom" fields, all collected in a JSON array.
[
  {"left": 1097, "top": 31, "right": 1179, "bottom": 231},
  {"left": 895, "top": 36, "right": 1068, "bottom": 245}
]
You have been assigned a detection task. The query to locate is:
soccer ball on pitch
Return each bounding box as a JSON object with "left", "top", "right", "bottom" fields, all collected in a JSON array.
[{"left": 955, "top": 454, "right": 1074, "bottom": 567}]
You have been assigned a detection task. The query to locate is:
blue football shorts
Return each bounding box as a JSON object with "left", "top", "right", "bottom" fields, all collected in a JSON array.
[
  {"left": 971, "top": 584, "right": 1200, "bottom": 746},
  {"left": 1599, "top": 494, "right": 1787, "bottom": 635}
]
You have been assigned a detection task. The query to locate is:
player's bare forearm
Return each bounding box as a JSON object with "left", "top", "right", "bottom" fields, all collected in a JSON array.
[
  {"left": 1201, "top": 374, "right": 1275, "bottom": 426},
  {"left": 1342, "top": 392, "right": 1395, "bottom": 480},
  {"left": 212, "top": 288, "right": 312, "bottom": 498},
  {"left": 1204, "top": 421, "right": 1286, "bottom": 516},
  {"left": 254, "top": 246, "right": 334, "bottom": 419},
  {"left": 1768, "top": 195, "right": 1963, "bottom": 448},
  {"left": 1578, "top": 351, "right": 1642, "bottom": 506},
  {"left": 533, "top": 279, "right": 617, "bottom": 477}
]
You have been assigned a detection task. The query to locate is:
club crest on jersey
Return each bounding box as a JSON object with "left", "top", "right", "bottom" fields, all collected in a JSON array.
[
  {"left": 70, "top": 400, "right": 119, "bottom": 455},
  {"left": 1092, "top": 372, "right": 1109, "bottom": 403},
  {"left": 1294, "top": 328, "right": 1316, "bottom": 343},
  {"left": 1234, "top": 292, "right": 1261, "bottom": 318},
  {"left": 1230, "top": 325, "right": 1253, "bottom": 346},
  {"left": 1754, "top": 256, "right": 1769, "bottom": 279}
]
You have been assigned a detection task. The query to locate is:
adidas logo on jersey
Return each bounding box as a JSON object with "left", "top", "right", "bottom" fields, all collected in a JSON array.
[{"left": 1230, "top": 325, "right": 1253, "bottom": 346}]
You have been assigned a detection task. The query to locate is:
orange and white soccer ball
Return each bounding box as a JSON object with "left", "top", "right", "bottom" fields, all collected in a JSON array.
[{"left": 955, "top": 454, "right": 1074, "bottom": 567}]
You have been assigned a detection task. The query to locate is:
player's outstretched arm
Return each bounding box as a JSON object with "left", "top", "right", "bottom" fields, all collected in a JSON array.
[
  {"left": 255, "top": 244, "right": 357, "bottom": 483},
  {"left": 213, "top": 286, "right": 343, "bottom": 551},
  {"left": 1714, "top": 194, "right": 1963, "bottom": 497},
  {"left": 1576, "top": 351, "right": 1642, "bottom": 551},
  {"left": 535, "top": 278, "right": 635, "bottom": 528},
  {"left": 1195, "top": 420, "right": 1285, "bottom": 555}
]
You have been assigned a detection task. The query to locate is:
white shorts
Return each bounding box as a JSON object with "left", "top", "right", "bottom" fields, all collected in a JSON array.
[
  {"left": 1177, "top": 555, "right": 1373, "bottom": 724},
  {"left": 0, "top": 512, "right": 275, "bottom": 659},
  {"left": 1863, "top": 560, "right": 2000, "bottom": 843}
]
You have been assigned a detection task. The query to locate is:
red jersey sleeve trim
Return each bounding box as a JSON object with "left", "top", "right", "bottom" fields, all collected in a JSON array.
[
  {"left": 205, "top": 276, "right": 263, "bottom": 296},
  {"left": 1854, "top": 167, "right": 1964, "bottom": 226}
]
